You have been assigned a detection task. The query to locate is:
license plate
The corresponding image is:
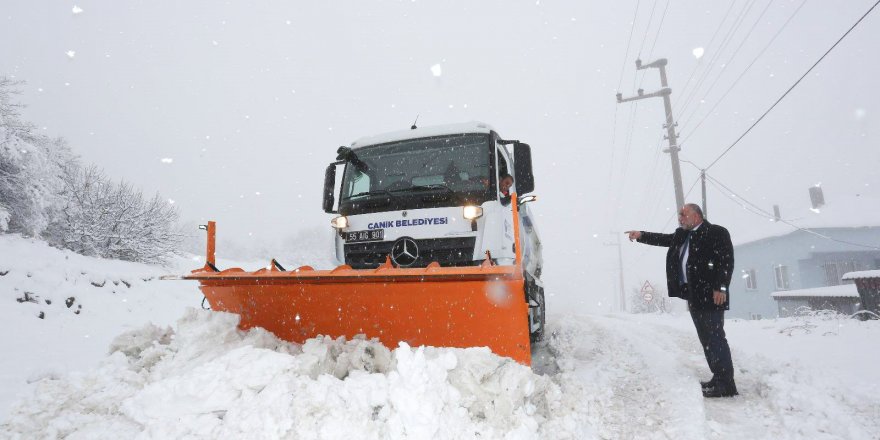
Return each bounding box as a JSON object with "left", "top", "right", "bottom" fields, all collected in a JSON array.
[{"left": 345, "top": 229, "right": 384, "bottom": 243}]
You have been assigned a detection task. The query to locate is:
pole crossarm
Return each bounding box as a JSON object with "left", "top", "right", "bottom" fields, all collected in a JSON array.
[
  {"left": 616, "top": 57, "right": 686, "bottom": 211},
  {"left": 616, "top": 87, "right": 671, "bottom": 103}
]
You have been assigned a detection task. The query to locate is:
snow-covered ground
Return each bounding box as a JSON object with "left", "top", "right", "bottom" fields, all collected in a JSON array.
[{"left": 2, "top": 234, "right": 879, "bottom": 439}]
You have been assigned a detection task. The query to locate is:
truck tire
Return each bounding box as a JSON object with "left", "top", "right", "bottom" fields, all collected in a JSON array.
[{"left": 528, "top": 283, "right": 546, "bottom": 344}]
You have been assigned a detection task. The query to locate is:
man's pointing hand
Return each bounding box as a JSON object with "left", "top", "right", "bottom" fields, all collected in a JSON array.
[{"left": 624, "top": 231, "right": 642, "bottom": 242}]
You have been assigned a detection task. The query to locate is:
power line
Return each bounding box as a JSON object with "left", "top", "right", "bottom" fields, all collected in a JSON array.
[
  {"left": 636, "top": 0, "right": 661, "bottom": 59},
  {"left": 677, "top": 0, "right": 760, "bottom": 120},
  {"left": 678, "top": 0, "right": 808, "bottom": 147},
  {"left": 617, "top": 0, "right": 643, "bottom": 93},
  {"left": 677, "top": 2, "right": 737, "bottom": 104},
  {"left": 678, "top": 0, "right": 775, "bottom": 131},
  {"left": 624, "top": 0, "right": 671, "bottom": 229},
  {"left": 705, "top": 0, "right": 880, "bottom": 171},
  {"left": 706, "top": 174, "right": 880, "bottom": 250},
  {"left": 617, "top": 102, "right": 640, "bottom": 200},
  {"left": 637, "top": 0, "right": 672, "bottom": 90},
  {"left": 607, "top": 0, "right": 643, "bottom": 228},
  {"left": 634, "top": 135, "right": 666, "bottom": 220},
  {"left": 629, "top": 172, "right": 698, "bottom": 268},
  {"left": 659, "top": 175, "right": 702, "bottom": 230},
  {"left": 645, "top": 0, "right": 670, "bottom": 61}
]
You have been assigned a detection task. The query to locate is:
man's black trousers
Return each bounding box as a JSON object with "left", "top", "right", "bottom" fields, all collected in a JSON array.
[{"left": 689, "top": 308, "right": 734, "bottom": 383}]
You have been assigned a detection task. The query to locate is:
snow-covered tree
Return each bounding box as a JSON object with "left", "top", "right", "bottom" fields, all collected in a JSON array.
[
  {"left": 47, "top": 165, "right": 184, "bottom": 264},
  {"left": 2, "top": 77, "right": 183, "bottom": 263},
  {"left": 0, "top": 77, "right": 74, "bottom": 236}
]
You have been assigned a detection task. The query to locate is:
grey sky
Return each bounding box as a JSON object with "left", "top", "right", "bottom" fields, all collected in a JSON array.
[{"left": 3, "top": 1, "right": 879, "bottom": 313}]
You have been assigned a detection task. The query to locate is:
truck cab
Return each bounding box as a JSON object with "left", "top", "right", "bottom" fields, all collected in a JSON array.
[{"left": 323, "top": 122, "right": 545, "bottom": 341}]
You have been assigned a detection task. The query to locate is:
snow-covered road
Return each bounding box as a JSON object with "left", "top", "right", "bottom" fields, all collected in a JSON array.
[
  {"left": 544, "top": 313, "right": 880, "bottom": 439},
  {"left": 2, "top": 235, "right": 879, "bottom": 439}
]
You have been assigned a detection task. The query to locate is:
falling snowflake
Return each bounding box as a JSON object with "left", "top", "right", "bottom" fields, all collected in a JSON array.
[
  {"left": 161, "top": 158, "right": 173, "bottom": 164},
  {"left": 431, "top": 64, "right": 442, "bottom": 77},
  {"left": 692, "top": 47, "right": 705, "bottom": 59},
  {"left": 168, "top": 199, "right": 175, "bottom": 204},
  {"left": 66, "top": 50, "right": 76, "bottom": 59},
  {"left": 72, "top": 5, "right": 83, "bottom": 14}
]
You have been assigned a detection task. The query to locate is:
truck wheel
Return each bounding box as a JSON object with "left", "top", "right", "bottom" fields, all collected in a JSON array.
[{"left": 529, "top": 285, "right": 546, "bottom": 344}]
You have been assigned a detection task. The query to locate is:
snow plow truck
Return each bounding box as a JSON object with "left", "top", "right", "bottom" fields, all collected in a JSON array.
[{"left": 182, "top": 122, "right": 545, "bottom": 365}]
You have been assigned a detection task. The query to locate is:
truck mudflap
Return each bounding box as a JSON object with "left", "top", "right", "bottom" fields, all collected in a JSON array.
[{"left": 182, "top": 194, "right": 532, "bottom": 365}]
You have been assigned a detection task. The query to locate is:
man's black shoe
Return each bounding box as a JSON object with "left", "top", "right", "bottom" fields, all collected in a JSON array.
[
  {"left": 702, "top": 383, "right": 738, "bottom": 398},
  {"left": 700, "top": 379, "right": 715, "bottom": 390}
]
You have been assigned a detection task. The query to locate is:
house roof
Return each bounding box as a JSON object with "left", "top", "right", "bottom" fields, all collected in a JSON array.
[
  {"left": 842, "top": 270, "right": 880, "bottom": 280},
  {"left": 771, "top": 284, "right": 859, "bottom": 299},
  {"left": 734, "top": 195, "right": 880, "bottom": 246}
]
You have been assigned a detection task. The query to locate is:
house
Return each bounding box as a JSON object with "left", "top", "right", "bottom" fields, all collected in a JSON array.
[{"left": 730, "top": 227, "right": 880, "bottom": 319}]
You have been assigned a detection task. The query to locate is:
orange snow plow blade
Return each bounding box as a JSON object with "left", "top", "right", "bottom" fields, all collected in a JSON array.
[{"left": 183, "top": 195, "right": 532, "bottom": 365}]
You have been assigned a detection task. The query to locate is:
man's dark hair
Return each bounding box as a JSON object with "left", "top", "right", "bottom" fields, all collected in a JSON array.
[
  {"left": 685, "top": 203, "right": 704, "bottom": 219},
  {"left": 500, "top": 173, "right": 513, "bottom": 180}
]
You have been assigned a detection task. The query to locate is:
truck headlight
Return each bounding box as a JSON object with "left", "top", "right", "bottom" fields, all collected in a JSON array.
[
  {"left": 463, "top": 206, "right": 483, "bottom": 220},
  {"left": 330, "top": 216, "right": 348, "bottom": 229}
]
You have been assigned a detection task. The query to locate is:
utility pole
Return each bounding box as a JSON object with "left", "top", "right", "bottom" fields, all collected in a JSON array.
[
  {"left": 700, "top": 169, "right": 707, "bottom": 219},
  {"left": 604, "top": 232, "right": 627, "bottom": 312},
  {"left": 617, "top": 58, "right": 685, "bottom": 212}
]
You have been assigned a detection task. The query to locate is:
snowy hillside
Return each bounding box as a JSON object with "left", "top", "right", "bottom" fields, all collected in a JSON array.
[
  {"left": 2, "top": 236, "right": 879, "bottom": 439},
  {"left": 0, "top": 235, "right": 197, "bottom": 418}
]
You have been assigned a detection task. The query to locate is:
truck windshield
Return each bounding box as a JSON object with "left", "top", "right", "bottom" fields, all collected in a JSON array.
[{"left": 340, "top": 134, "right": 492, "bottom": 209}]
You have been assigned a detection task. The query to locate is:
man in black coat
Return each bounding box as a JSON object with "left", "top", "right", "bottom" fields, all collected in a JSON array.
[{"left": 626, "top": 203, "right": 738, "bottom": 397}]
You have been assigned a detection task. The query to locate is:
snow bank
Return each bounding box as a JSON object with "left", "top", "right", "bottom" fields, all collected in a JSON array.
[
  {"left": 0, "top": 235, "right": 199, "bottom": 418},
  {"left": 2, "top": 309, "right": 572, "bottom": 439},
  {"left": 5, "top": 234, "right": 878, "bottom": 439}
]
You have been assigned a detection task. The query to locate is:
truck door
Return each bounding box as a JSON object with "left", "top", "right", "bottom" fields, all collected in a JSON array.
[{"left": 496, "top": 145, "right": 516, "bottom": 260}]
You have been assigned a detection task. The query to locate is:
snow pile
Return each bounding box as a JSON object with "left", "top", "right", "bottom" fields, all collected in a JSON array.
[
  {"left": 2, "top": 309, "right": 578, "bottom": 439},
  {"left": 0, "top": 234, "right": 197, "bottom": 418},
  {"left": 4, "top": 234, "right": 879, "bottom": 438}
]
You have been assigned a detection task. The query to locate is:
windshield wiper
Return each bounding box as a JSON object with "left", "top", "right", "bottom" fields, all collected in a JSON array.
[
  {"left": 348, "top": 190, "right": 396, "bottom": 200},
  {"left": 389, "top": 184, "right": 454, "bottom": 194}
]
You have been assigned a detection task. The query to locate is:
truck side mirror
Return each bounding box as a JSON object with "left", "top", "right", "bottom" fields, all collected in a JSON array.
[
  {"left": 323, "top": 164, "right": 337, "bottom": 213},
  {"left": 518, "top": 195, "right": 537, "bottom": 205},
  {"left": 513, "top": 142, "right": 534, "bottom": 195}
]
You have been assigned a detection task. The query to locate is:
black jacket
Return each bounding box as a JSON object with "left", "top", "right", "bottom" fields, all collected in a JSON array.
[{"left": 638, "top": 220, "right": 734, "bottom": 310}]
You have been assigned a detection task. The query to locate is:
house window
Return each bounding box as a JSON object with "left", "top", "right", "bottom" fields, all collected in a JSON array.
[
  {"left": 742, "top": 269, "right": 757, "bottom": 290},
  {"left": 774, "top": 265, "right": 790, "bottom": 290},
  {"left": 823, "top": 260, "right": 858, "bottom": 286}
]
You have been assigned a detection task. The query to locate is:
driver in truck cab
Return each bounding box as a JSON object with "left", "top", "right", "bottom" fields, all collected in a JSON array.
[{"left": 499, "top": 173, "right": 514, "bottom": 205}]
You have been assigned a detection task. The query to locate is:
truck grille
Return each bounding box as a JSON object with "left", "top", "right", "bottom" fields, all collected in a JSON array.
[{"left": 344, "top": 237, "right": 477, "bottom": 269}]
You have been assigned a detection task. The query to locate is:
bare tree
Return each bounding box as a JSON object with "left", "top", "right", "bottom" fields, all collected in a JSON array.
[{"left": 48, "top": 166, "right": 183, "bottom": 264}]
